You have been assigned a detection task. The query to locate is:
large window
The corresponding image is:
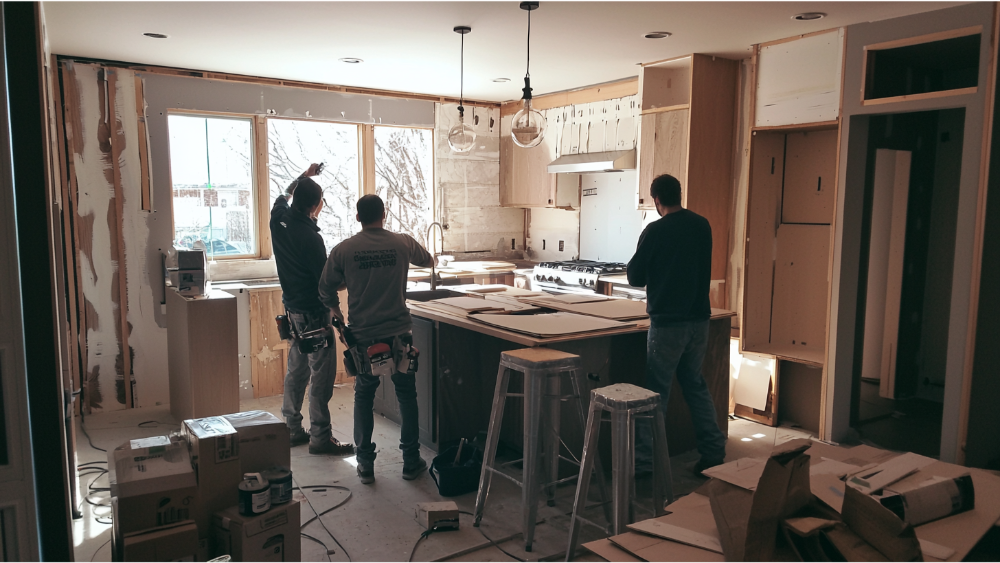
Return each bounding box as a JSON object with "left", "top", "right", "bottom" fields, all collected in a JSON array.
[
  {"left": 374, "top": 126, "right": 434, "bottom": 244},
  {"left": 168, "top": 114, "right": 255, "bottom": 258},
  {"left": 167, "top": 114, "right": 434, "bottom": 261},
  {"left": 268, "top": 119, "right": 361, "bottom": 251}
]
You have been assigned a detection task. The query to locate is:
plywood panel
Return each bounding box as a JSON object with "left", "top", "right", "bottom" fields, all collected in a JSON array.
[
  {"left": 687, "top": 54, "right": 739, "bottom": 281},
  {"left": 638, "top": 109, "right": 689, "bottom": 209},
  {"left": 742, "top": 132, "right": 785, "bottom": 352},
  {"left": 755, "top": 29, "right": 844, "bottom": 127},
  {"left": 249, "top": 288, "right": 287, "bottom": 398},
  {"left": 641, "top": 64, "right": 692, "bottom": 111},
  {"left": 770, "top": 224, "right": 831, "bottom": 360},
  {"left": 782, "top": 129, "right": 838, "bottom": 224}
]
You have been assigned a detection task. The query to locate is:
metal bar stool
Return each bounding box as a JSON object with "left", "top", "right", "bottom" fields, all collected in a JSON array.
[
  {"left": 473, "top": 347, "right": 611, "bottom": 553},
  {"left": 566, "top": 383, "right": 674, "bottom": 561}
]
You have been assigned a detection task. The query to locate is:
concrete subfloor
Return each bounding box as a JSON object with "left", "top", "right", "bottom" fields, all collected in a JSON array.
[{"left": 73, "top": 385, "right": 811, "bottom": 562}]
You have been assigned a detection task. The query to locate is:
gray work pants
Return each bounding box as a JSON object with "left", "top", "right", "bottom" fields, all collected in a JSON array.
[{"left": 282, "top": 310, "right": 335, "bottom": 447}]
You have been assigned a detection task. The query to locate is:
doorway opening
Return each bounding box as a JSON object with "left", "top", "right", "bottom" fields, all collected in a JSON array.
[{"left": 850, "top": 108, "right": 965, "bottom": 458}]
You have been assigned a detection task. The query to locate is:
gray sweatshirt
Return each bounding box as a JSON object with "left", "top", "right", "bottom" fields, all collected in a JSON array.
[{"left": 318, "top": 227, "right": 434, "bottom": 341}]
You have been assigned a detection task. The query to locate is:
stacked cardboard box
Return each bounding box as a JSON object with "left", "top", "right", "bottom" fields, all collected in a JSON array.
[
  {"left": 584, "top": 439, "right": 1000, "bottom": 562},
  {"left": 109, "top": 412, "right": 297, "bottom": 561}
]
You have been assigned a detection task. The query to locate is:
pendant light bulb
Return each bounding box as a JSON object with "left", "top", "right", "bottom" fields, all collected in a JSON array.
[
  {"left": 512, "top": 2, "right": 545, "bottom": 149},
  {"left": 448, "top": 25, "right": 477, "bottom": 153},
  {"left": 448, "top": 108, "right": 477, "bottom": 153}
]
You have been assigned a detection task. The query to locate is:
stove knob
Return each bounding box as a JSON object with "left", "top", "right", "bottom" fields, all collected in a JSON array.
[{"left": 548, "top": 276, "right": 555, "bottom": 282}]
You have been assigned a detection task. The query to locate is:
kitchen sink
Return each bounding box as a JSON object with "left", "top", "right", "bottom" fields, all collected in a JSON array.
[{"left": 405, "top": 289, "right": 464, "bottom": 302}]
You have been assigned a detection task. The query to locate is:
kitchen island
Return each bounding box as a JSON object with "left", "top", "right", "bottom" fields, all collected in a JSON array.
[{"left": 372, "top": 290, "right": 735, "bottom": 463}]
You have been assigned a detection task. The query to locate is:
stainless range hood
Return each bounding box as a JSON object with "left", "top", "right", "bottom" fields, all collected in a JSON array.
[{"left": 546, "top": 149, "right": 636, "bottom": 174}]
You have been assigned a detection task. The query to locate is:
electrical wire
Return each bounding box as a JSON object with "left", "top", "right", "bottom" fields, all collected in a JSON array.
[
  {"left": 90, "top": 538, "right": 111, "bottom": 563},
  {"left": 301, "top": 532, "right": 333, "bottom": 562},
  {"left": 80, "top": 417, "right": 106, "bottom": 453},
  {"left": 294, "top": 483, "right": 353, "bottom": 562}
]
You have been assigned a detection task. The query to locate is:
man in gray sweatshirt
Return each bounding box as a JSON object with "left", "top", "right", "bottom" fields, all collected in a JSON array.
[{"left": 318, "top": 194, "right": 435, "bottom": 484}]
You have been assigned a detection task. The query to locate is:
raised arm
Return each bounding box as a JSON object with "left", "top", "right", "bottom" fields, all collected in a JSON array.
[{"left": 405, "top": 234, "right": 435, "bottom": 268}]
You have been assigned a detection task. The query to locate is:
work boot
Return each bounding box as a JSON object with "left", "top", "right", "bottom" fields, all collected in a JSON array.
[
  {"left": 357, "top": 462, "right": 375, "bottom": 485},
  {"left": 289, "top": 428, "right": 310, "bottom": 447},
  {"left": 309, "top": 438, "right": 355, "bottom": 456},
  {"left": 402, "top": 457, "right": 428, "bottom": 481}
]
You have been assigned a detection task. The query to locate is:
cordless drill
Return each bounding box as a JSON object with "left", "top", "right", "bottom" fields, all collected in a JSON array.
[{"left": 330, "top": 316, "right": 359, "bottom": 377}]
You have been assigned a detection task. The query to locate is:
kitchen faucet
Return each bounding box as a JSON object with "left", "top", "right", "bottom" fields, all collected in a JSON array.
[{"left": 426, "top": 222, "right": 445, "bottom": 291}]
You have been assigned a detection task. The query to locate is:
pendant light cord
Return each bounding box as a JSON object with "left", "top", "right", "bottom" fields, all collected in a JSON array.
[
  {"left": 525, "top": 8, "right": 531, "bottom": 78},
  {"left": 460, "top": 31, "right": 465, "bottom": 110}
]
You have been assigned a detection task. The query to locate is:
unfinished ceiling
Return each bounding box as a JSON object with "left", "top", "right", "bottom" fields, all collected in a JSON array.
[{"left": 42, "top": 1, "right": 961, "bottom": 103}]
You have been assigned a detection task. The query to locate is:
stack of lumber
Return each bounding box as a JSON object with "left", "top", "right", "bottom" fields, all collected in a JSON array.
[{"left": 583, "top": 439, "right": 1000, "bottom": 562}]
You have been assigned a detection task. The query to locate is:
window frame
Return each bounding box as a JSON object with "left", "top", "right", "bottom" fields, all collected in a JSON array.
[
  {"left": 165, "top": 109, "right": 261, "bottom": 260},
  {"left": 166, "top": 111, "right": 437, "bottom": 264}
]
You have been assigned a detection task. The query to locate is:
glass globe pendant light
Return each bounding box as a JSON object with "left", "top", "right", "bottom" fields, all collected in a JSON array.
[
  {"left": 447, "top": 25, "right": 476, "bottom": 153},
  {"left": 511, "top": 1, "right": 546, "bottom": 148}
]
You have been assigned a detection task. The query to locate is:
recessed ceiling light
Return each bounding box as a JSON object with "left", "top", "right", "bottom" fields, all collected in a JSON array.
[
  {"left": 339, "top": 57, "right": 363, "bottom": 64},
  {"left": 493, "top": 77, "right": 511, "bottom": 83},
  {"left": 792, "top": 12, "right": 826, "bottom": 21},
  {"left": 143, "top": 32, "right": 168, "bottom": 39},
  {"left": 644, "top": 31, "right": 672, "bottom": 39}
]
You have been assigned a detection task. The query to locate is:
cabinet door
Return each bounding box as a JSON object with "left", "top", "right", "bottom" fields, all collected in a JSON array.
[
  {"left": 412, "top": 316, "right": 435, "bottom": 447},
  {"left": 499, "top": 115, "right": 557, "bottom": 207},
  {"left": 637, "top": 109, "right": 689, "bottom": 209}
]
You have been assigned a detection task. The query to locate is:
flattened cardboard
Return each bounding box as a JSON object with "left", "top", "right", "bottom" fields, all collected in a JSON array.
[
  {"left": 583, "top": 538, "right": 642, "bottom": 562},
  {"left": 627, "top": 492, "right": 722, "bottom": 553},
  {"left": 468, "top": 311, "right": 631, "bottom": 337},
  {"left": 609, "top": 531, "right": 724, "bottom": 562},
  {"left": 810, "top": 458, "right": 860, "bottom": 478},
  {"left": 848, "top": 452, "right": 935, "bottom": 494},
  {"left": 811, "top": 472, "right": 847, "bottom": 513},
  {"left": 626, "top": 520, "right": 722, "bottom": 553}
]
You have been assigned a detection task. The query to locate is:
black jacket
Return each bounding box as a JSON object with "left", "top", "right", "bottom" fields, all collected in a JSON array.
[
  {"left": 626, "top": 208, "right": 712, "bottom": 323},
  {"left": 270, "top": 194, "right": 328, "bottom": 313}
]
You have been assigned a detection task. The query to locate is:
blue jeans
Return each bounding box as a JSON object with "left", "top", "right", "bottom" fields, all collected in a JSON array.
[
  {"left": 353, "top": 360, "right": 420, "bottom": 466},
  {"left": 282, "top": 310, "right": 335, "bottom": 447},
  {"left": 636, "top": 320, "right": 726, "bottom": 472}
]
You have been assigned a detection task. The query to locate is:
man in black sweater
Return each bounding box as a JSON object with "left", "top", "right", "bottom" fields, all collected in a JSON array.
[
  {"left": 627, "top": 174, "right": 726, "bottom": 475},
  {"left": 271, "top": 163, "right": 352, "bottom": 456}
]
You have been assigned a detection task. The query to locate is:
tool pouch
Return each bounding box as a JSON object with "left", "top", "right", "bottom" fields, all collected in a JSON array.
[{"left": 275, "top": 315, "right": 292, "bottom": 341}]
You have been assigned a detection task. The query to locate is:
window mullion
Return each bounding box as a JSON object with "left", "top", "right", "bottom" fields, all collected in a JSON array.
[
  {"left": 255, "top": 115, "right": 272, "bottom": 259},
  {"left": 361, "top": 124, "right": 376, "bottom": 196}
]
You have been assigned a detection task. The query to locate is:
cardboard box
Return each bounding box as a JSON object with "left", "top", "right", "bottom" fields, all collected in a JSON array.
[
  {"left": 183, "top": 417, "right": 242, "bottom": 556},
  {"left": 415, "top": 501, "right": 459, "bottom": 531},
  {"left": 108, "top": 437, "right": 199, "bottom": 537},
  {"left": 121, "top": 520, "right": 199, "bottom": 562},
  {"left": 214, "top": 499, "right": 301, "bottom": 562},
  {"left": 222, "top": 411, "right": 290, "bottom": 474}
]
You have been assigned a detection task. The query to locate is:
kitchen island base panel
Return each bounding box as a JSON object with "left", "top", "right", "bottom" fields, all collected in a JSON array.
[{"left": 390, "top": 311, "right": 732, "bottom": 467}]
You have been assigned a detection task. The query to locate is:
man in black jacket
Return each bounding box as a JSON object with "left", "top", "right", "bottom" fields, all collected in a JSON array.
[
  {"left": 627, "top": 174, "right": 726, "bottom": 476},
  {"left": 271, "top": 163, "right": 352, "bottom": 455}
]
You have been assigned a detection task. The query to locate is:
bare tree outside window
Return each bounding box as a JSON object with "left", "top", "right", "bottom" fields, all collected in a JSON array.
[
  {"left": 267, "top": 119, "right": 361, "bottom": 251},
  {"left": 374, "top": 127, "right": 434, "bottom": 243},
  {"left": 168, "top": 115, "right": 255, "bottom": 258}
]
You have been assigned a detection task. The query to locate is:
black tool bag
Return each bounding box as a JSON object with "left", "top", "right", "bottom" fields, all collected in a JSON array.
[{"left": 429, "top": 442, "right": 483, "bottom": 497}]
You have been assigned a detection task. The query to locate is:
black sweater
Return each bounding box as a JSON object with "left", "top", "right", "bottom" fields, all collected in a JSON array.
[
  {"left": 626, "top": 208, "right": 712, "bottom": 323},
  {"left": 270, "top": 195, "right": 328, "bottom": 313}
]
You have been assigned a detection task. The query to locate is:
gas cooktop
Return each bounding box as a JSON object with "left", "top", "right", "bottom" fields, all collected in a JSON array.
[{"left": 535, "top": 260, "right": 627, "bottom": 275}]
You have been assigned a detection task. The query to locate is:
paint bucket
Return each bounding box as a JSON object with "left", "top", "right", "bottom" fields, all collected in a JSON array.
[
  {"left": 262, "top": 467, "right": 293, "bottom": 505},
  {"left": 238, "top": 473, "right": 271, "bottom": 516}
]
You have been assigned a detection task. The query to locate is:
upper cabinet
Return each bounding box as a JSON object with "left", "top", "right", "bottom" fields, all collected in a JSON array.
[
  {"left": 500, "top": 96, "right": 640, "bottom": 208},
  {"left": 637, "top": 54, "right": 739, "bottom": 284}
]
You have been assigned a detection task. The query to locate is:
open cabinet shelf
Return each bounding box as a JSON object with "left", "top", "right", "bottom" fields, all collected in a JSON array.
[{"left": 741, "top": 124, "right": 839, "bottom": 366}]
